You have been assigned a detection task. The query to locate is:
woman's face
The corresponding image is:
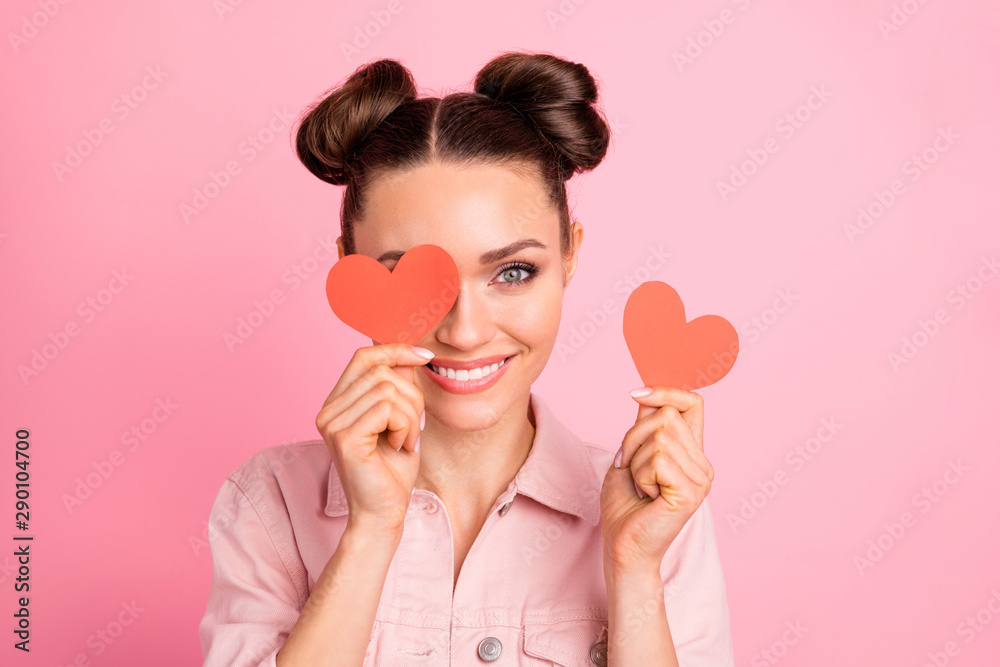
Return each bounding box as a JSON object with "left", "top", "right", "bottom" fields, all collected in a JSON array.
[{"left": 346, "top": 160, "right": 582, "bottom": 432}]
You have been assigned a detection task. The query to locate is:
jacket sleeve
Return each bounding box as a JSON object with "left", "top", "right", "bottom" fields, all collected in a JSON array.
[
  {"left": 660, "top": 497, "right": 736, "bottom": 667},
  {"left": 198, "top": 475, "right": 306, "bottom": 667}
]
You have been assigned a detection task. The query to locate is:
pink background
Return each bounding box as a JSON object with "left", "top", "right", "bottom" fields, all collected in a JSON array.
[{"left": 3, "top": 0, "right": 999, "bottom": 664}]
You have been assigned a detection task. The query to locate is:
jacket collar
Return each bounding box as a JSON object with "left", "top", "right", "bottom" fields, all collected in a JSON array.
[{"left": 325, "top": 391, "right": 603, "bottom": 526}]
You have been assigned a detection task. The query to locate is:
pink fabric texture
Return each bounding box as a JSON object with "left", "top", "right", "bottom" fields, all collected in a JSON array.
[{"left": 199, "top": 392, "right": 734, "bottom": 665}]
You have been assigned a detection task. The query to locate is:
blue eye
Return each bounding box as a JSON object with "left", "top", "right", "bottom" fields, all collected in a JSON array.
[{"left": 496, "top": 261, "right": 539, "bottom": 287}]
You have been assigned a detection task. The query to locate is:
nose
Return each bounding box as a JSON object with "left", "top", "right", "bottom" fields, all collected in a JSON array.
[{"left": 432, "top": 279, "right": 494, "bottom": 351}]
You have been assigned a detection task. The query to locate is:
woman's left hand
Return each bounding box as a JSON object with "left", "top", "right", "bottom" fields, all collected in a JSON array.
[{"left": 600, "top": 385, "right": 714, "bottom": 573}]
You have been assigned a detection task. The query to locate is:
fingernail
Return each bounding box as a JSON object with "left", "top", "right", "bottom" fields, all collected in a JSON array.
[
  {"left": 614, "top": 446, "right": 623, "bottom": 468},
  {"left": 420, "top": 411, "right": 426, "bottom": 430},
  {"left": 412, "top": 346, "right": 435, "bottom": 360},
  {"left": 629, "top": 386, "right": 652, "bottom": 398},
  {"left": 634, "top": 481, "right": 645, "bottom": 499},
  {"left": 415, "top": 436, "right": 420, "bottom": 453}
]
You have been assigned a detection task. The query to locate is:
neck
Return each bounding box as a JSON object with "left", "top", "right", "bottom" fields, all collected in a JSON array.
[{"left": 414, "top": 393, "right": 536, "bottom": 514}]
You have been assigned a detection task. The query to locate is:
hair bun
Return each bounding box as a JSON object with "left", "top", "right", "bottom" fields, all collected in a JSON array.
[
  {"left": 474, "top": 52, "right": 610, "bottom": 178},
  {"left": 295, "top": 59, "right": 418, "bottom": 185}
]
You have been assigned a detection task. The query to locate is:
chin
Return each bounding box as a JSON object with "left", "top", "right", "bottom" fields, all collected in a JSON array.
[{"left": 429, "top": 392, "right": 515, "bottom": 432}]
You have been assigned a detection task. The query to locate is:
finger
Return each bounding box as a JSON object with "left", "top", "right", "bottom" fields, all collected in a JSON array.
[
  {"left": 319, "top": 360, "right": 426, "bottom": 438},
  {"left": 630, "top": 423, "right": 711, "bottom": 500},
  {"left": 340, "top": 397, "right": 418, "bottom": 459},
  {"left": 325, "top": 343, "right": 435, "bottom": 407},
  {"left": 617, "top": 403, "right": 694, "bottom": 470},
  {"left": 333, "top": 361, "right": 425, "bottom": 423},
  {"left": 632, "top": 449, "right": 702, "bottom": 507},
  {"left": 319, "top": 380, "right": 422, "bottom": 453},
  {"left": 643, "top": 406, "right": 713, "bottom": 482},
  {"left": 378, "top": 398, "right": 421, "bottom": 452},
  {"left": 628, "top": 385, "right": 705, "bottom": 450}
]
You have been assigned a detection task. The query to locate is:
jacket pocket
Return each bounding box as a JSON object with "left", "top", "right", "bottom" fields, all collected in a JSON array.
[{"left": 522, "top": 617, "right": 609, "bottom": 666}]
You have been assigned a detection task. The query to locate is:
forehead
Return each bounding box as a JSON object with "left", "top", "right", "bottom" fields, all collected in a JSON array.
[{"left": 354, "top": 161, "right": 558, "bottom": 259}]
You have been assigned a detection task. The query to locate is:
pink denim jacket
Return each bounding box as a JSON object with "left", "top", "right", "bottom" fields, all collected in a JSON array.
[{"left": 199, "top": 392, "right": 735, "bottom": 666}]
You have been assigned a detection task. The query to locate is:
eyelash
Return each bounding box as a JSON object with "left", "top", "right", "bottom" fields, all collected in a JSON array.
[{"left": 495, "top": 261, "right": 539, "bottom": 288}]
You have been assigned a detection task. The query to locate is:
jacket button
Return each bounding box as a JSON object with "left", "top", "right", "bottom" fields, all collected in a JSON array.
[
  {"left": 477, "top": 636, "right": 502, "bottom": 661},
  {"left": 590, "top": 640, "right": 608, "bottom": 666},
  {"left": 499, "top": 501, "right": 513, "bottom": 516}
]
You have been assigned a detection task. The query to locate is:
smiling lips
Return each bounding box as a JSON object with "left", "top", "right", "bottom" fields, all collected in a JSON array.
[
  {"left": 428, "top": 356, "right": 509, "bottom": 380},
  {"left": 422, "top": 354, "right": 514, "bottom": 393}
]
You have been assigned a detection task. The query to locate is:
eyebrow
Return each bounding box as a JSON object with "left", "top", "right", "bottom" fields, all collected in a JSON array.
[{"left": 377, "top": 239, "right": 547, "bottom": 265}]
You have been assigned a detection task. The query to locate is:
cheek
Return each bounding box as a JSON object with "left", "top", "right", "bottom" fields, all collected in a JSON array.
[{"left": 497, "top": 287, "right": 563, "bottom": 337}]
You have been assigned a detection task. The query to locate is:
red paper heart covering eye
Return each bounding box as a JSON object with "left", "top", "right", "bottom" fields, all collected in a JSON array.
[
  {"left": 623, "top": 281, "right": 739, "bottom": 391},
  {"left": 325, "top": 244, "right": 459, "bottom": 346}
]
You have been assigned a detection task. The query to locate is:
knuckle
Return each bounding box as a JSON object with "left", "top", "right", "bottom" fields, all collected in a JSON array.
[
  {"left": 657, "top": 406, "right": 681, "bottom": 427},
  {"left": 371, "top": 346, "right": 392, "bottom": 365},
  {"left": 325, "top": 426, "right": 344, "bottom": 452},
  {"left": 649, "top": 450, "right": 669, "bottom": 470},
  {"left": 375, "top": 379, "right": 397, "bottom": 396},
  {"left": 369, "top": 362, "right": 391, "bottom": 378},
  {"left": 622, "top": 424, "right": 638, "bottom": 446}
]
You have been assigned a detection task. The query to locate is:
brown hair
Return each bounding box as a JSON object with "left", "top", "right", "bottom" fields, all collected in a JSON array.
[{"left": 293, "top": 51, "right": 611, "bottom": 259}]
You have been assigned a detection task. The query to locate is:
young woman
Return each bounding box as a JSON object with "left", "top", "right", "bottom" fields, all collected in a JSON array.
[{"left": 199, "top": 51, "right": 734, "bottom": 667}]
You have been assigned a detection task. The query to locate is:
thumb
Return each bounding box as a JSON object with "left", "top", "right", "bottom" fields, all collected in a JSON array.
[
  {"left": 392, "top": 362, "right": 416, "bottom": 386},
  {"left": 606, "top": 458, "right": 641, "bottom": 500},
  {"left": 635, "top": 401, "right": 656, "bottom": 423}
]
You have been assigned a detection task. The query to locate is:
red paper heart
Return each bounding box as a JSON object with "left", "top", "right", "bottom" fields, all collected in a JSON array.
[
  {"left": 623, "top": 281, "right": 739, "bottom": 391},
  {"left": 325, "top": 244, "right": 459, "bottom": 346}
]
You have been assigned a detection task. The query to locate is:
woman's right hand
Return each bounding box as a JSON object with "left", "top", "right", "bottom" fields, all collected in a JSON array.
[{"left": 315, "top": 343, "right": 434, "bottom": 532}]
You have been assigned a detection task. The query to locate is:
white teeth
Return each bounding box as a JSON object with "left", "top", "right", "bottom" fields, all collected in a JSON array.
[{"left": 431, "top": 357, "right": 507, "bottom": 382}]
